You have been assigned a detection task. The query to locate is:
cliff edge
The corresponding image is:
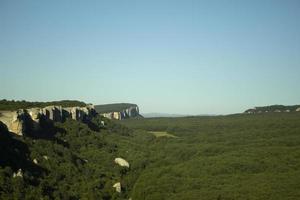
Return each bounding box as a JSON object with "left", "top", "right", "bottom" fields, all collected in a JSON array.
[
  {"left": 95, "top": 103, "right": 143, "bottom": 120},
  {"left": 0, "top": 105, "right": 96, "bottom": 136}
]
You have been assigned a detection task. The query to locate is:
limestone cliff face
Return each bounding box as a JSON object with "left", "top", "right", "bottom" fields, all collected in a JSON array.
[
  {"left": 0, "top": 104, "right": 96, "bottom": 135},
  {"left": 100, "top": 105, "right": 141, "bottom": 120}
]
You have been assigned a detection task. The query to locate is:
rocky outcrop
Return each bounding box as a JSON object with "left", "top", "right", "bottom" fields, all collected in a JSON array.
[
  {"left": 100, "top": 105, "right": 141, "bottom": 120},
  {"left": 0, "top": 110, "right": 29, "bottom": 135},
  {"left": 13, "top": 169, "right": 23, "bottom": 178},
  {"left": 0, "top": 104, "right": 96, "bottom": 136},
  {"left": 113, "top": 182, "right": 121, "bottom": 193},
  {"left": 244, "top": 105, "right": 300, "bottom": 114},
  {"left": 114, "top": 157, "right": 130, "bottom": 168}
]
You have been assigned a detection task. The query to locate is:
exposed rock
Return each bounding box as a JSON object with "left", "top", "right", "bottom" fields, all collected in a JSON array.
[
  {"left": 0, "top": 105, "right": 96, "bottom": 136},
  {"left": 114, "top": 158, "right": 130, "bottom": 168},
  {"left": 43, "top": 155, "right": 49, "bottom": 160},
  {"left": 296, "top": 107, "right": 300, "bottom": 112},
  {"left": 33, "top": 158, "right": 38, "bottom": 164},
  {"left": 13, "top": 169, "right": 23, "bottom": 178},
  {"left": 42, "top": 106, "right": 62, "bottom": 121},
  {"left": 113, "top": 182, "right": 121, "bottom": 193},
  {"left": 27, "top": 108, "right": 42, "bottom": 130},
  {"left": 0, "top": 110, "right": 25, "bottom": 135},
  {"left": 245, "top": 105, "right": 300, "bottom": 114},
  {"left": 113, "top": 112, "right": 121, "bottom": 120},
  {"left": 99, "top": 105, "right": 142, "bottom": 120}
]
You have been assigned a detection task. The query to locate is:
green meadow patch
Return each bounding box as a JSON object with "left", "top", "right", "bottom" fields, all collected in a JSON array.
[{"left": 148, "top": 131, "right": 178, "bottom": 138}]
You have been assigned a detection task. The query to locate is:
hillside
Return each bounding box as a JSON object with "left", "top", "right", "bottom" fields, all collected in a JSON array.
[
  {"left": 245, "top": 104, "right": 300, "bottom": 114},
  {"left": 0, "top": 114, "right": 150, "bottom": 199}
]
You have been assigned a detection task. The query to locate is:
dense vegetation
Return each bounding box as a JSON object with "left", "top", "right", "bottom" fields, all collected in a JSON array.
[
  {"left": 245, "top": 104, "right": 300, "bottom": 113},
  {"left": 0, "top": 99, "right": 86, "bottom": 111},
  {"left": 1, "top": 111, "right": 300, "bottom": 199},
  {"left": 0, "top": 115, "right": 150, "bottom": 199},
  {"left": 95, "top": 103, "right": 137, "bottom": 113},
  {"left": 119, "top": 113, "right": 300, "bottom": 200}
]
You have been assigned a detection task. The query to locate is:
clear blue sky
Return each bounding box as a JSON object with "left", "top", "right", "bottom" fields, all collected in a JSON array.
[{"left": 1, "top": 0, "right": 299, "bottom": 114}]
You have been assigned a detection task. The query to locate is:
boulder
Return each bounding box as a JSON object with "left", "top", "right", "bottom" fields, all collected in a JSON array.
[
  {"left": 114, "top": 158, "right": 130, "bottom": 168},
  {"left": 13, "top": 169, "right": 23, "bottom": 178},
  {"left": 113, "top": 182, "right": 121, "bottom": 193},
  {"left": 33, "top": 158, "right": 38, "bottom": 164},
  {"left": 43, "top": 155, "right": 49, "bottom": 160},
  {"left": 296, "top": 107, "right": 300, "bottom": 112}
]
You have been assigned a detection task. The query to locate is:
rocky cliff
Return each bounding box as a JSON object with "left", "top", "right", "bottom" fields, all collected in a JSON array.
[
  {"left": 95, "top": 103, "right": 142, "bottom": 120},
  {"left": 0, "top": 105, "right": 96, "bottom": 136}
]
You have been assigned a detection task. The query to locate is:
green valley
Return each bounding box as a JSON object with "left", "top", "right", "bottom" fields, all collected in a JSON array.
[{"left": 1, "top": 107, "right": 300, "bottom": 199}]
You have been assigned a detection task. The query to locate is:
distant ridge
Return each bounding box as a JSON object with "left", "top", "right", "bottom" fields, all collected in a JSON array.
[
  {"left": 95, "top": 103, "right": 137, "bottom": 113},
  {"left": 245, "top": 104, "right": 300, "bottom": 114}
]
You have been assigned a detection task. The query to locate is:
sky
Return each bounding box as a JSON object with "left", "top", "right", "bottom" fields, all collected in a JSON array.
[{"left": 0, "top": 0, "right": 300, "bottom": 115}]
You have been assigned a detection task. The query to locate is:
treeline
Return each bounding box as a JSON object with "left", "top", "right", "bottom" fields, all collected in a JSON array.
[{"left": 0, "top": 99, "right": 86, "bottom": 111}]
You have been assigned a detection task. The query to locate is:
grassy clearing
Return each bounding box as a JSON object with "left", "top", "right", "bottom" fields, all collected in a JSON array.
[{"left": 148, "top": 131, "right": 178, "bottom": 138}]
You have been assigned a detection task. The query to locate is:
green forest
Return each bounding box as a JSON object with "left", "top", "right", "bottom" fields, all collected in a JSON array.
[{"left": 1, "top": 111, "right": 300, "bottom": 199}]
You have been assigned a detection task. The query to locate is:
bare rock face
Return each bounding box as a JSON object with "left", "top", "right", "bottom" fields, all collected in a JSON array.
[
  {"left": 0, "top": 110, "right": 26, "bottom": 135},
  {"left": 0, "top": 104, "right": 96, "bottom": 136},
  {"left": 101, "top": 105, "right": 141, "bottom": 120},
  {"left": 27, "top": 108, "right": 42, "bottom": 130}
]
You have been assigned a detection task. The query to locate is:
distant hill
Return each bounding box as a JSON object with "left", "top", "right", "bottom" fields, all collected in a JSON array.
[
  {"left": 245, "top": 105, "right": 300, "bottom": 114},
  {"left": 95, "top": 103, "right": 137, "bottom": 113}
]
